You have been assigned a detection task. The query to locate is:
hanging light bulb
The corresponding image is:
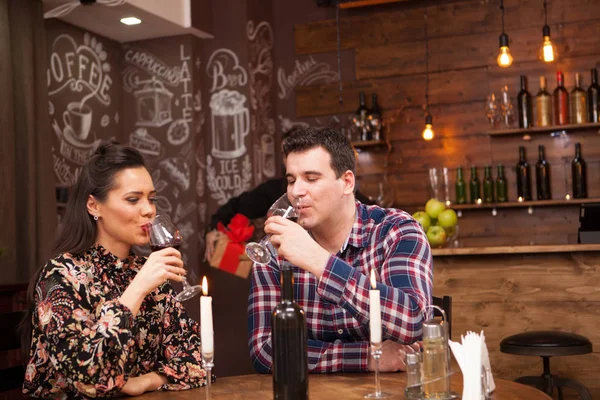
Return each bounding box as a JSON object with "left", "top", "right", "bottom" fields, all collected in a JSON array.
[
  {"left": 422, "top": 115, "right": 434, "bottom": 141},
  {"left": 539, "top": 2, "right": 556, "bottom": 62},
  {"left": 497, "top": 33, "right": 513, "bottom": 67},
  {"left": 496, "top": 0, "right": 513, "bottom": 68}
]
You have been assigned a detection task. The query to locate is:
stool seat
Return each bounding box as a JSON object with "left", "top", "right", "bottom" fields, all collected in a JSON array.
[{"left": 501, "top": 331, "right": 592, "bottom": 357}]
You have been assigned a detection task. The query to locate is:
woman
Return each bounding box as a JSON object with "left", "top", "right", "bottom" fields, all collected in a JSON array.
[{"left": 21, "top": 142, "right": 208, "bottom": 398}]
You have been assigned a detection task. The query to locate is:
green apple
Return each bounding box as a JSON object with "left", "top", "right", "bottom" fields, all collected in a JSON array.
[
  {"left": 427, "top": 226, "right": 447, "bottom": 248},
  {"left": 412, "top": 211, "right": 431, "bottom": 232},
  {"left": 437, "top": 209, "right": 458, "bottom": 229},
  {"left": 425, "top": 198, "right": 446, "bottom": 219}
]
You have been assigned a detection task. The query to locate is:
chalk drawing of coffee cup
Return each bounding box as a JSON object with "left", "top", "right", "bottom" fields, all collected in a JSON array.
[
  {"left": 210, "top": 89, "right": 249, "bottom": 159},
  {"left": 63, "top": 102, "right": 92, "bottom": 141}
]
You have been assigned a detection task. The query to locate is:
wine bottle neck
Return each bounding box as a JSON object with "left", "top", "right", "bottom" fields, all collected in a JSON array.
[
  {"left": 457, "top": 167, "right": 463, "bottom": 180},
  {"left": 497, "top": 165, "right": 504, "bottom": 177},
  {"left": 519, "top": 147, "right": 526, "bottom": 161},
  {"left": 592, "top": 69, "right": 598, "bottom": 85},
  {"left": 281, "top": 266, "right": 294, "bottom": 302}
]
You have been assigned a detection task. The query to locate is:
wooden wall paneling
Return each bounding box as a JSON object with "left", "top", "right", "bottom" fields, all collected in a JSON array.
[
  {"left": 295, "top": 67, "right": 489, "bottom": 117},
  {"left": 295, "top": 0, "right": 600, "bottom": 56}
]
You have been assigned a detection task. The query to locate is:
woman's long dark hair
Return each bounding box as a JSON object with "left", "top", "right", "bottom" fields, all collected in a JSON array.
[{"left": 20, "top": 141, "right": 146, "bottom": 360}]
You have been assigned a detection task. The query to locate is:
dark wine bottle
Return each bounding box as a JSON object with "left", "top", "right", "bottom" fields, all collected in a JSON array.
[
  {"left": 517, "top": 75, "right": 534, "bottom": 128},
  {"left": 482, "top": 165, "right": 495, "bottom": 203},
  {"left": 553, "top": 71, "right": 570, "bottom": 125},
  {"left": 571, "top": 73, "right": 588, "bottom": 124},
  {"left": 495, "top": 164, "right": 508, "bottom": 202},
  {"left": 535, "top": 145, "right": 551, "bottom": 200},
  {"left": 469, "top": 166, "right": 481, "bottom": 204},
  {"left": 455, "top": 166, "right": 466, "bottom": 205},
  {"left": 356, "top": 92, "right": 371, "bottom": 141},
  {"left": 272, "top": 265, "right": 309, "bottom": 400},
  {"left": 516, "top": 146, "right": 532, "bottom": 201},
  {"left": 572, "top": 142, "right": 587, "bottom": 199},
  {"left": 367, "top": 93, "right": 383, "bottom": 141},
  {"left": 588, "top": 68, "right": 600, "bottom": 123}
]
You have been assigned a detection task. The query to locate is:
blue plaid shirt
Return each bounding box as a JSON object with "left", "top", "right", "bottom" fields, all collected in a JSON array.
[{"left": 248, "top": 202, "right": 433, "bottom": 373}]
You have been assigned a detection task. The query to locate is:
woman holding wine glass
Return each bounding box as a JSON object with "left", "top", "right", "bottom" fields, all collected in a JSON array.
[{"left": 21, "top": 142, "right": 210, "bottom": 398}]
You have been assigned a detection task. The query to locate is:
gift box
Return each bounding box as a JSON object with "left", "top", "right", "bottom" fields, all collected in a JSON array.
[{"left": 209, "top": 214, "right": 254, "bottom": 278}]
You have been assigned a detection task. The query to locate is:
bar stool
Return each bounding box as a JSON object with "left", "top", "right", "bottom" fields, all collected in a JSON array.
[{"left": 500, "top": 331, "right": 592, "bottom": 400}]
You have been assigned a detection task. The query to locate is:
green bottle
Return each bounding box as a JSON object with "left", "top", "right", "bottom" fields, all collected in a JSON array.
[
  {"left": 483, "top": 165, "right": 495, "bottom": 203},
  {"left": 496, "top": 164, "right": 508, "bottom": 202},
  {"left": 455, "top": 166, "right": 466, "bottom": 205},
  {"left": 469, "top": 166, "right": 481, "bottom": 204}
]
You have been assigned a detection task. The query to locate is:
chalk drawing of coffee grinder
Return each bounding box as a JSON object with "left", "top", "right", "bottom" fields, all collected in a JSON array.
[{"left": 209, "top": 89, "right": 249, "bottom": 159}]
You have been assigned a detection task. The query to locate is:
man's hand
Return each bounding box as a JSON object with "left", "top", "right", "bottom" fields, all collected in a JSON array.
[
  {"left": 368, "top": 341, "right": 421, "bottom": 372},
  {"left": 121, "top": 373, "right": 168, "bottom": 396},
  {"left": 205, "top": 230, "right": 220, "bottom": 261},
  {"left": 265, "top": 216, "right": 330, "bottom": 278}
]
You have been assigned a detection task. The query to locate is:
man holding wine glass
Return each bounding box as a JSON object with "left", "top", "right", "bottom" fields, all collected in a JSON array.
[
  {"left": 22, "top": 142, "right": 210, "bottom": 398},
  {"left": 248, "top": 127, "right": 433, "bottom": 374}
]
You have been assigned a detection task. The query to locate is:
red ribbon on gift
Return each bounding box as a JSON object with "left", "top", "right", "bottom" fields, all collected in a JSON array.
[{"left": 216, "top": 214, "right": 254, "bottom": 273}]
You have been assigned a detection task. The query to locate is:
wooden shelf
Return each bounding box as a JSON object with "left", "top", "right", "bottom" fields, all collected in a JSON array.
[
  {"left": 450, "top": 197, "right": 600, "bottom": 211},
  {"left": 485, "top": 122, "right": 600, "bottom": 137},
  {"left": 352, "top": 140, "right": 388, "bottom": 149},
  {"left": 339, "top": 0, "right": 409, "bottom": 9},
  {"left": 432, "top": 244, "right": 600, "bottom": 256}
]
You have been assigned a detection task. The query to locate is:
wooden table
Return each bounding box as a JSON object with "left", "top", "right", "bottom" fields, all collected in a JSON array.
[{"left": 136, "top": 373, "right": 552, "bottom": 399}]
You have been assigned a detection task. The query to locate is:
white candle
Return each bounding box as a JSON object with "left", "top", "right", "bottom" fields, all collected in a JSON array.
[
  {"left": 369, "top": 269, "right": 382, "bottom": 344},
  {"left": 200, "top": 276, "right": 214, "bottom": 355}
]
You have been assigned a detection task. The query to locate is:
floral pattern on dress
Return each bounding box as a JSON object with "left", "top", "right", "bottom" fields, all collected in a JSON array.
[{"left": 23, "top": 244, "right": 211, "bottom": 398}]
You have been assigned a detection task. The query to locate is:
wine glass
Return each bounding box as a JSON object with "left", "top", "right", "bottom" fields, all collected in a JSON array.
[
  {"left": 499, "top": 85, "right": 515, "bottom": 128},
  {"left": 245, "top": 193, "right": 299, "bottom": 265},
  {"left": 149, "top": 214, "right": 202, "bottom": 302},
  {"left": 484, "top": 93, "right": 500, "bottom": 127}
]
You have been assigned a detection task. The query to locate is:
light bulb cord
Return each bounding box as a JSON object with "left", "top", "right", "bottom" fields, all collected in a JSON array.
[
  {"left": 500, "top": 0, "right": 506, "bottom": 34},
  {"left": 424, "top": 8, "right": 430, "bottom": 116},
  {"left": 543, "top": 0, "right": 548, "bottom": 27}
]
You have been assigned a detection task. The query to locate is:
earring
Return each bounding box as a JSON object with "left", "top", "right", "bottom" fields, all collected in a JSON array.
[{"left": 94, "top": 215, "right": 98, "bottom": 221}]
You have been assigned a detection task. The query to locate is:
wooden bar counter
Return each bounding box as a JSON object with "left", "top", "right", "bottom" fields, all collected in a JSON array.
[{"left": 432, "top": 244, "right": 600, "bottom": 399}]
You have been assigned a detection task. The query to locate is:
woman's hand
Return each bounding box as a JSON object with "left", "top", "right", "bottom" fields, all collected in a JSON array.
[
  {"left": 121, "top": 373, "right": 168, "bottom": 396},
  {"left": 133, "top": 247, "right": 186, "bottom": 295},
  {"left": 120, "top": 248, "right": 186, "bottom": 316}
]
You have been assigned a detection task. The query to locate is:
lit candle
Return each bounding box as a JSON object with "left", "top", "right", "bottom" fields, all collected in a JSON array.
[
  {"left": 518, "top": 196, "right": 524, "bottom": 202},
  {"left": 369, "top": 269, "right": 382, "bottom": 344},
  {"left": 476, "top": 198, "right": 482, "bottom": 205},
  {"left": 200, "top": 276, "right": 214, "bottom": 356},
  {"left": 565, "top": 194, "right": 571, "bottom": 200}
]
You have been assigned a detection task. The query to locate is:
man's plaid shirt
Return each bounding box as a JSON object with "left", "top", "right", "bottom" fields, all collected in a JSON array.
[{"left": 248, "top": 202, "right": 433, "bottom": 373}]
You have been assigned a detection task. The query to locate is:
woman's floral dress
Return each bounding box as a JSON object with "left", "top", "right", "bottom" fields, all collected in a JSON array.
[{"left": 23, "top": 244, "right": 209, "bottom": 398}]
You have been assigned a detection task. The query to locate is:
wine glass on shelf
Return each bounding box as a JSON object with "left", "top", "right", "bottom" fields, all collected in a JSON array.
[
  {"left": 499, "top": 85, "right": 515, "bottom": 128},
  {"left": 149, "top": 214, "right": 202, "bottom": 302},
  {"left": 245, "top": 193, "right": 299, "bottom": 265},
  {"left": 484, "top": 93, "right": 500, "bottom": 127}
]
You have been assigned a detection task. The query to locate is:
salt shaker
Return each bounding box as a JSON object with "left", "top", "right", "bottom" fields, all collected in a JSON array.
[{"left": 405, "top": 352, "right": 423, "bottom": 399}]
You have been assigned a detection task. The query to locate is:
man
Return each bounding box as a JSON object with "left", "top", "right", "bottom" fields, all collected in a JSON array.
[{"left": 248, "top": 127, "right": 433, "bottom": 373}]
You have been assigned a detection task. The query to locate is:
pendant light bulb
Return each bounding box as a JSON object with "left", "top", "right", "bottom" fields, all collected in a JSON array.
[
  {"left": 422, "top": 115, "right": 434, "bottom": 141},
  {"left": 540, "top": 25, "right": 556, "bottom": 62},
  {"left": 497, "top": 33, "right": 513, "bottom": 68}
]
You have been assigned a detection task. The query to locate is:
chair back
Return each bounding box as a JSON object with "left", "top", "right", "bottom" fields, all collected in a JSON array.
[
  {"left": 432, "top": 295, "right": 452, "bottom": 340},
  {"left": 0, "top": 311, "right": 26, "bottom": 393}
]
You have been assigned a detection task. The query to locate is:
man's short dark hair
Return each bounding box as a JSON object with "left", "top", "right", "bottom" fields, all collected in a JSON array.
[{"left": 282, "top": 127, "right": 356, "bottom": 178}]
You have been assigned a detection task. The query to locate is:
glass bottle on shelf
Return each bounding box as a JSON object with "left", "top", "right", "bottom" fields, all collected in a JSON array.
[
  {"left": 469, "top": 166, "right": 481, "bottom": 204},
  {"left": 535, "top": 76, "right": 552, "bottom": 127},
  {"left": 517, "top": 75, "right": 534, "bottom": 128},
  {"left": 496, "top": 164, "right": 508, "bottom": 202},
  {"left": 499, "top": 85, "right": 515, "bottom": 128},
  {"left": 535, "top": 145, "right": 551, "bottom": 200},
  {"left": 572, "top": 142, "right": 587, "bottom": 199},
  {"left": 483, "top": 165, "right": 495, "bottom": 203},
  {"left": 516, "top": 146, "right": 532, "bottom": 201},
  {"left": 553, "top": 71, "right": 570, "bottom": 125},
  {"left": 354, "top": 92, "right": 371, "bottom": 141},
  {"left": 367, "top": 93, "right": 383, "bottom": 141},
  {"left": 571, "top": 73, "right": 588, "bottom": 124},
  {"left": 588, "top": 68, "right": 600, "bottom": 123},
  {"left": 455, "top": 166, "right": 466, "bottom": 205}
]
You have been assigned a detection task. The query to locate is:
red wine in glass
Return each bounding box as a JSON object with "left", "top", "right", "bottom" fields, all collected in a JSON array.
[{"left": 149, "top": 215, "right": 201, "bottom": 301}]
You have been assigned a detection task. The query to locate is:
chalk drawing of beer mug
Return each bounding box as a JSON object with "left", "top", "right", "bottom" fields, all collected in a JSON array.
[
  {"left": 210, "top": 90, "right": 249, "bottom": 159},
  {"left": 63, "top": 101, "right": 92, "bottom": 141}
]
